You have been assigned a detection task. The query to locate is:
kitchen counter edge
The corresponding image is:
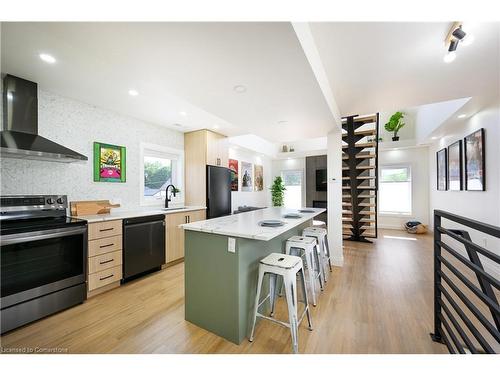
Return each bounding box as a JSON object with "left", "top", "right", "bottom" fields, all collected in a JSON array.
[{"left": 74, "top": 206, "right": 206, "bottom": 223}]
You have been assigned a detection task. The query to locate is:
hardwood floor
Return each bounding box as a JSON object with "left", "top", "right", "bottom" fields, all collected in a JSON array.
[{"left": 0, "top": 229, "right": 447, "bottom": 354}]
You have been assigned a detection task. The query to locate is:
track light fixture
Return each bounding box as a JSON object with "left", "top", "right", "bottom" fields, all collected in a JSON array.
[
  {"left": 448, "top": 38, "right": 459, "bottom": 52},
  {"left": 443, "top": 22, "right": 474, "bottom": 63},
  {"left": 452, "top": 26, "right": 467, "bottom": 40}
]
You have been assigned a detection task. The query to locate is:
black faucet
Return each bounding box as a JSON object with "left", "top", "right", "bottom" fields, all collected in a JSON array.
[{"left": 165, "top": 184, "right": 177, "bottom": 208}]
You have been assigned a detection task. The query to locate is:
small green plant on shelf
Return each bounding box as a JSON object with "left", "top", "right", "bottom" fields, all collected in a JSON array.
[
  {"left": 384, "top": 111, "right": 405, "bottom": 141},
  {"left": 270, "top": 176, "right": 286, "bottom": 207}
]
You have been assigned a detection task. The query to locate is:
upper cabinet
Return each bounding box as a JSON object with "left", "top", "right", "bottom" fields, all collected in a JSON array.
[
  {"left": 206, "top": 131, "right": 228, "bottom": 167},
  {"left": 184, "top": 129, "right": 228, "bottom": 206}
]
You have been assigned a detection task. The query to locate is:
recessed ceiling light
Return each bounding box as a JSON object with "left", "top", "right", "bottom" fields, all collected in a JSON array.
[
  {"left": 457, "top": 114, "right": 466, "bottom": 119},
  {"left": 39, "top": 53, "right": 56, "bottom": 64},
  {"left": 179, "top": 111, "right": 187, "bottom": 117},
  {"left": 212, "top": 125, "right": 220, "bottom": 130},
  {"left": 128, "top": 89, "right": 139, "bottom": 96},
  {"left": 431, "top": 136, "right": 438, "bottom": 140},
  {"left": 233, "top": 85, "right": 247, "bottom": 93},
  {"left": 171, "top": 123, "right": 183, "bottom": 127},
  {"left": 443, "top": 51, "right": 456, "bottom": 63},
  {"left": 278, "top": 120, "right": 288, "bottom": 125}
]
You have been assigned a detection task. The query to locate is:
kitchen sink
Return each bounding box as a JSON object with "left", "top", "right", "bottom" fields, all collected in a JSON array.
[{"left": 162, "top": 206, "right": 187, "bottom": 211}]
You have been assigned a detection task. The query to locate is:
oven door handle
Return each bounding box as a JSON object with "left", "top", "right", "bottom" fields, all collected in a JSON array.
[{"left": 0, "top": 226, "right": 87, "bottom": 246}]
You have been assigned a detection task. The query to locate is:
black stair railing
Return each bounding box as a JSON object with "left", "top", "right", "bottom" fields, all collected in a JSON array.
[{"left": 431, "top": 210, "right": 500, "bottom": 353}]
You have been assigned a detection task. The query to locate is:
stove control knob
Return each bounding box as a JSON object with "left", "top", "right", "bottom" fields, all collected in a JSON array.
[
  {"left": 46, "top": 198, "right": 55, "bottom": 205},
  {"left": 57, "top": 197, "right": 65, "bottom": 204}
]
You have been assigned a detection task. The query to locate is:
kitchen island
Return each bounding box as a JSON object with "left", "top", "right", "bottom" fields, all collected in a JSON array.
[{"left": 181, "top": 207, "right": 325, "bottom": 344}]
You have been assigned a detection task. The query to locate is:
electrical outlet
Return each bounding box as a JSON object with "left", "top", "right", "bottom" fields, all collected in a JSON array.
[{"left": 228, "top": 237, "right": 236, "bottom": 253}]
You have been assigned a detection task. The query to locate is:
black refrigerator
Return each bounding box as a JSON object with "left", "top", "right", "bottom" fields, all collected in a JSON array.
[{"left": 206, "top": 165, "right": 232, "bottom": 219}]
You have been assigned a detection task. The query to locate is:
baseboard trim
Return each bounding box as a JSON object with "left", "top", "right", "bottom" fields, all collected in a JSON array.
[
  {"left": 332, "top": 256, "right": 344, "bottom": 267},
  {"left": 377, "top": 225, "right": 406, "bottom": 230}
]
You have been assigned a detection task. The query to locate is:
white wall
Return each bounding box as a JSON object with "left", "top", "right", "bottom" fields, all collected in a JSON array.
[
  {"left": 428, "top": 104, "right": 500, "bottom": 278},
  {"left": 228, "top": 146, "right": 272, "bottom": 212},
  {"left": 327, "top": 129, "right": 343, "bottom": 266},
  {"left": 378, "top": 146, "right": 430, "bottom": 229},
  {"left": 271, "top": 157, "right": 306, "bottom": 207},
  {"left": 428, "top": 105, "right": 500, "bottom": 229},
  {"left": 0, "top": 90, "right": 184, "bottom": 209}
]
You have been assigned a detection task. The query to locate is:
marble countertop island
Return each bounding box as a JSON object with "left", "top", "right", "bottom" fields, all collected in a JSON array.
[
  {"left": 183, "top": 206, "right": 326, "bottom": 344},
  {"left": 181, "top": 207, "right": 325, "bottom": 241}
]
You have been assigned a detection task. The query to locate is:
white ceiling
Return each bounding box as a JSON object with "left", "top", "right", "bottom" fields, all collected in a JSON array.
[
  {"left": 1, "top": 22, "right": 498, "bottom": 147},
  {"left": 309, "top": 22, "right": 500, "bottom": 116},
  {"left": 1, "top": 22, "right": 335, "bottom": 143}
]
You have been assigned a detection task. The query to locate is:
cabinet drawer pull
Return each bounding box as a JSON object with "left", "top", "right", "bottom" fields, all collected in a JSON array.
[
  {"left": 99, "top": 274, "right": 114, "bottom": 281},
  {"left": 99, "top": 228, "right": 114, "bottom": 232},
  {"left": 99, "top": 258, "right": 114, "bottom": 265},
  {"left": 99, "top": 243, "right": 114, "bottom": 248}
]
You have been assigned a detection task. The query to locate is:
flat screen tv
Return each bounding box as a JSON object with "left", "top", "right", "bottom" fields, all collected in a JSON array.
[{"left": 316, "top": 169, "right": 327, "bottom": 191}]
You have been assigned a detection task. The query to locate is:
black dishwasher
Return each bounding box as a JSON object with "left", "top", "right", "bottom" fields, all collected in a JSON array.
[{"left": 122, "top": 214, "right": 165, "bottom": 281}]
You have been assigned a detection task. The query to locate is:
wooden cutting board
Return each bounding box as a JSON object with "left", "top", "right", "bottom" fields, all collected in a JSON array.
[{"left": 70, "top": 200, "right": 121, "bottom": 216}]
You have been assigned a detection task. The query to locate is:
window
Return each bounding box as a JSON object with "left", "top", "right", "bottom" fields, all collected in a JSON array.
[
  {"left": 281, "top": 170, "right": 303, "bottom": 209},
  {"left": 379, "top": 165, "right": 412, "bottom": 215},
  {"left": 140, "top": 143, "right": 183, "bottom": 205}
]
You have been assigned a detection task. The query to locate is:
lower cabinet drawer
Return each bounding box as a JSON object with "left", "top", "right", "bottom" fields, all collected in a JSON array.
[
  {"left": 88, "top": 235, "right": 122, "bottom": 257},
  {"left": 88, "top": 250, "right": 122, "bottom": 274},
  {"left": 88, "top": 265, "right": 122, "bottom": 291}
]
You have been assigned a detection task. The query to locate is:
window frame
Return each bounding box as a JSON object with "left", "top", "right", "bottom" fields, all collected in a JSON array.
[
  {"left": 139, "top": 142, "right": 184, "bottom": 206},
  {"left": 378, "top": 164, "right": 413, "bottom": 216}
]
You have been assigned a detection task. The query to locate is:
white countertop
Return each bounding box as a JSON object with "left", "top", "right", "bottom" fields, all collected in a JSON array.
[
  {"left": 74, "top": 205, "right": 206, "bottom": 223},
  {"left": 181, "top": 207, "right": 325, "bottom": 241}
]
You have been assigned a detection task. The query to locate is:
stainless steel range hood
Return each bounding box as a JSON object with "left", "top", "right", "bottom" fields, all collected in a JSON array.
[{"left": 1, "top": 74, "right": 88, "bottom": 162}]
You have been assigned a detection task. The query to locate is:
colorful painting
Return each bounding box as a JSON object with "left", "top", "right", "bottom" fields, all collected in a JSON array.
[
  {"left": 437, "top": 148, "right": 447, "bottom": 191},
  {"left": 464, "top": 128, "right": 485, "bottom": 191},
  {"left": 254, "top": 164, "right": 263, "bottom": 191},
  {"left": 93, "top": 142, "right": 126, "bottom": 182},
  {"left": 241, "top": 161, "right": 253, "bottom": 192},
  {"left": 229, "top": 158, "right": 239, "bottom": 191},
  {"left": 448, "top": 140, "right": 463, "bottom": 191}
]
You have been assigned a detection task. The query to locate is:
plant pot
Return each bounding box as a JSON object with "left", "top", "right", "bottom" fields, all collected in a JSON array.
[{"left": 392, "top": 136, "right": 400, "bottom": 141}]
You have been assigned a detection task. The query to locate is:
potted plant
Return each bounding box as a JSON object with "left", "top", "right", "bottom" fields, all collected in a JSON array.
[
  {"left": 384, "top": 111, "right": 405, "bottom": 141},
  {"left": 270, "top": 176, "right": 286, "bottom": 207}
]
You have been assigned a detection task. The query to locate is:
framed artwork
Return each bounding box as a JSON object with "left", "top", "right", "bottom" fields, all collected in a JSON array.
[
  {"left": 229, "top": 158, "right": 239, "bottom": 191},
  {"left": 464, "top": 128, "right": 485, "bottom": 191},
  {"left": 447, "top": 140, "right": 463, "bottom": 191},
  {"left": 93, "top": 142, "right": 126, "bottom": 182},
  {"left": 241, "top": 161, "right": 253, "bottom": 192},
  {"left": 436, "top": 148, "right": 447, "bottom": 190},
  {"left": 254, "top": 164, "right": 263, "bottom": 191}
]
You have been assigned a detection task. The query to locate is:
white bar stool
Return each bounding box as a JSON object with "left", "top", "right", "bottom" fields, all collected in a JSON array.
[
  {"left": 285, "top": 235, "right": 323, "bottom": 306},
  {"left": 303, "top": 226, "right": 332, "bottom": 283},
  {"left": 248, "top": 253, "right": 312, "bottom": 354}
]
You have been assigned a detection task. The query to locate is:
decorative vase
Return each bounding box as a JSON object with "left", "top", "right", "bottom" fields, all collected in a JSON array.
[{"left": 392, "top": 136, "right": 400, "bottom": 141}]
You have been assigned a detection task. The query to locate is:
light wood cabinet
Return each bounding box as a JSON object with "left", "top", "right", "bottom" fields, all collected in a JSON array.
[
  {"left": 184, "top": 129, "right": 228, "bottom": 206},
  {"left": 87, "top": 220, "right": 123, "bottom": 297},
  {"left": 166, "top": 209, "right": 206, "bottom": 263},
  {"left": 206, "top": 130, "right": 228, "bottom": 167}
]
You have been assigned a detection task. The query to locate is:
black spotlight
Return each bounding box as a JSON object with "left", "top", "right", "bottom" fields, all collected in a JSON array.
[
  {"left": 452, "top": 26, "right": 467, "bottom": 40},
  {"left": 448, "top": 38, "right": 459, "bottom": 52}
]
